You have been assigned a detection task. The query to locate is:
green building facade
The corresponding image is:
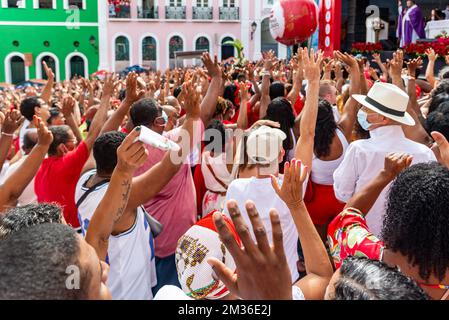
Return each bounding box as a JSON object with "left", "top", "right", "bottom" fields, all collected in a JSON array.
[{"left": 0, "top": 0, "right": 99, "bottom": 84}]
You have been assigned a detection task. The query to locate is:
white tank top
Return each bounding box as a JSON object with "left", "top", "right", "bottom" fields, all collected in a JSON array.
[
  {"left": 311, "top": 129, "right": 349, "bottom": 185},
  {"left": 75, "top": 170, "right": 157, "bottom": 300}
]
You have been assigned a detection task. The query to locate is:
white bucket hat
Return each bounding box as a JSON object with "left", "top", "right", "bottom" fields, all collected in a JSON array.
[
  {"left": 246, "top": 125, "right": 287, "bottom": 165},
  {"left": 352, "top": 82, "right": 415, "bottom": 126}
]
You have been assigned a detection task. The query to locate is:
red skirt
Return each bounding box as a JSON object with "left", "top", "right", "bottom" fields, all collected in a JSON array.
[{"left": 304, "top": 179, "right": 345, "bottom": 226}]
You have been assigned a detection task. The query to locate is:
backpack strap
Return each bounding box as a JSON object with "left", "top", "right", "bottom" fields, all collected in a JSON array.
[{"left": 76, "top": 176, "right": 111, "bottom": 208}]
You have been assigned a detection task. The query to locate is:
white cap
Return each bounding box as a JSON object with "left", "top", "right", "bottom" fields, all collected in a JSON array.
[{"left": 246, "top": 126, "right": 286, "bottom": 165}]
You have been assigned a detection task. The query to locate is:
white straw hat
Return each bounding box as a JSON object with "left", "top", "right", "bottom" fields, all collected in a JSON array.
[{"left": 352, "top": 82, "right": 415, "bottom": 126}]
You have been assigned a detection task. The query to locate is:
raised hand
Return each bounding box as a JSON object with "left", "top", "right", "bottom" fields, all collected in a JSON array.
[
  {"left": 116, "top": 127, "right": 148, "bottom": 174},
  {"left": 208, "top": 200, "right": 293, "bottom": 300},
  {"left": 426, "top": 48, "right": 439, "bottom": 63},
  {"left": 2, "top": 109, "right": 24, "bottom": 135},
  {"left": 389, "top": 50, "right": 404, "bottom": 78},
  {"left": 202, "top": 53, "right": 221, "bottom": 78},
  {"left": 61, "top": 95, "right": 76, "bottom": 117},
  {"left": 182, "top": 79, "right": 201, "bottom": 119},
  {"left": 263, "top": 50, "right": 278, "bottom": 71},
  {"left": 271, "top": 159, "right": 308, "bottom": 209},
  {"left": 34, "top": 115, "right": 53, "bottom": 147},
  {"left": 431, "top": 131, "right": 449, "bottom": 168},
  {"left": 239, "top": 81, "right": 248, "bottom": 103},
  {"left": 382, "top": 152, "right": 413, "bottom": 180},
  {"left": 124, "top": 72, "right": 145, "bottom": 105},
  {"left": 406, "top": 57, "right": 423, "bottom": 77},
  {"left": 43, "top": 61, "right": 55, "bottom": 81},
  {"left": 102, "top": 73, "right": 117, "bottom": 98},
  {"left": 301, "top": 48, "right": 323, "bottom": 83},
  {"left": 334, "top": 51, "right": 358, "bottom": 69}
]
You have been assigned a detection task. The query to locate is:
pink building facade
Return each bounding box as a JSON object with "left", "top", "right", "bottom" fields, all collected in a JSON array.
[{"left": 98, "top": 0, "right": 289, "bottom": 72}]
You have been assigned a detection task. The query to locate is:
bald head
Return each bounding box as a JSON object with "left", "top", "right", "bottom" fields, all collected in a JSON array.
[{"left": 165, "top": 96, "right": 181, "bottom": 113}]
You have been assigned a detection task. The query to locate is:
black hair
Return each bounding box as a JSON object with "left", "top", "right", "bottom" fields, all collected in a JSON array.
[
  {"left": 204, "top": 120, "right": 226, "bottom": 154},
  {"left": 265, "top": 97, "right": 295, "bottom": 173},
  {"left": 425, "top": 104, "right": 449, "bottom": 140},
  {"left": 269, "top": 82, "right": 285, "bottom": 101},
  {"left": 381, "top": 162, "right": 449, "bottom": 282},
  {"left": 333, "top": 256, "right": 429, "bottom": 300},
  {"left": 223, "top": 84, "right": 238, "bottom": 106},
  {"left": 431, "top": 80, "right": 449, "bottom": 98},
  {"left": 173, "top": 86, "right": 182, "bottom": 98},
  {"left": 20, "top": 96, "right": 41, "bottom": 121},
  {"left": 0, "top": 203, "right": 63, "bottom": 240},
  {"left": 130, "top": 98, "right": 161, "bottom": 127},
  {"left": 237, "top": 73, "right": 246, "bottom": 82},
  {"left": 93, "top": 131, "right": 126, "bottom": 175},
  {"left": 22, "top": 130, "right": 38, "bottom": 153},
  {"left": 439, "top": 67, "right": 449, "bottom": 80},
  {"left": 47, "top": 107, "right": 62, "bottom": 125},
  {"left": 0, "top": 223, "right": 91, "bottom": 300},
  {"left": 48, "top": 125, "right": 71, "bottom": 156},
  {"left": 428, "top": 93, "right": 449, "bottom": 115},
  {"left": 314, "top": 99, "right": 338, "bottom": 158},
  {"left": 118, "top": 89, "right": 126, "bottom": 101}
]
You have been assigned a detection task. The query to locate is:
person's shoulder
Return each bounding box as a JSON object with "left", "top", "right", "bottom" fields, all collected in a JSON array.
[{"left": 227, "top": 177, "right": 252, "bottom": 191}]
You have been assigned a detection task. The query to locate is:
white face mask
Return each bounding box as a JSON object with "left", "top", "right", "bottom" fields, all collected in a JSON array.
[{"left": 357, "top": 109, "right": 372, "bottom": 131}]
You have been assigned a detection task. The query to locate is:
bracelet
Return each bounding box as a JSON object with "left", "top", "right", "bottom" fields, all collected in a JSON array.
[{"left": 1, "top": 132, "right": 13, "bottom": 137}]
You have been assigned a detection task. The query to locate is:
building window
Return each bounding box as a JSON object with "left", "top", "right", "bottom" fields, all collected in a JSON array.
[
  {"left": 6, "top": 0, "right": 25, "bottom": 8},
  {"left": 67, "top": 0, "right": 83, "bottom": 9},
  {"left": 115, "top": 36, "right": 130, "bottom": 71},
  {"left": 196, "top": 0, "right": 208, "bottom": 7},
  {"left": 69, "top": 56, "right": 85, "bottom": 79},
  {"left": 169, "top": 36, "right": 184, "bottom": 68},
  {"left": 10, "top": 56, "right": 26, "bottom": 84},
  {"left": 169, "top": 0, "right": 182, "bottom": 7},
  {"left": 38, "top": 0, "right": 54, "bottom": 8},
  {"left": 41, "top": 56, "right": 56, "bottom": 80},
  {"left": 108, "top": 0, "right": 131, "bottom": 18},
  {"left": 142, "top": 36, "right": 157, "bottom": 70},
  {"left": 195, "top": 37, "right": 210, "bottom": 52},
  {"left": 222, "top": 0, "right": 235, "bottom": 8},
  {"left": 221, "top": 36, "right": 234, "bottom": 60}
]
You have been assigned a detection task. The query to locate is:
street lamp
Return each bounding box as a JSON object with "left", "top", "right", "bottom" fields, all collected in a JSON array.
[{"left": 251, "top": 21, "right": 258, "bottom": 40}]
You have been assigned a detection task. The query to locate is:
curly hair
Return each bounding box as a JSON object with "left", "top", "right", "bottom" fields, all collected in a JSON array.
[
  {"left": 314, "top": 99, "right": 337, "bottom": 158},
  {"left": 381, "top": 162, "right": 449, "bottom": 282},
  {"left": 333, "top": 256, "right": 429, "bottom": 300}
]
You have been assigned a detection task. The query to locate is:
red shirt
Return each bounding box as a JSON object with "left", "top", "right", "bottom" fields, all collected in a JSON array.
[
  {"left": 230, "top": 101, "right": 259, "bottom": 127},
  {"left": 35, "top": 141, "right": 89, "bottom": 229}
]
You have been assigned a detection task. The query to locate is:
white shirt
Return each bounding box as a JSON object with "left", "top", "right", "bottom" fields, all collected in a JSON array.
[
  {"left": 224, "top": 175, "right": 309, "bottom": 283},
  {"left": 76, "top": 170, "right": 157, "bottom": 300},
  {"left": 3, "top": 156, "right": 37, "bottom": 206},
  {"left": 333, "top": 125, "right": 436, "bottom": 237}
]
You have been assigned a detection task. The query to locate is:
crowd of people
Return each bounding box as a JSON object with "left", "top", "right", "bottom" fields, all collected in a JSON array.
[{"left": 1, "top": 44, "right": 449, "bottom": 300}]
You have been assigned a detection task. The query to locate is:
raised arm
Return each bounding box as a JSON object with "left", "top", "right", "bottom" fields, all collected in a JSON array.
[
  {"left": 425, "top": 48, "right": 438, "bottom": 88},
  {"left": 39, "top": 62, "right": 54, "bottom": 104},
  {"left": 61, "top": 95, "right": 83, "bottom": 145},
  {"left": 260, "top": 51, "right": 277, "bottom": 119},
  {"left": 345, "top": 153, "right": 412, "bottom": 214},
  {"left": 335, "top": 51, "right": 362, "bottom": 141},
  {"left": 85, "top": 128, "right": 147, "bottom": 260},
  {"left": 84, "top": 73, "right": 116, "bottom": 150},
  {"left": 271, "top": 160, "right": 333, "bottom": 300},
  {"left": 236, "top": 82, "right": 248, "bottom": 130},
  {"left": 402, "top": 57, "right": 431, "bottom": 145},
  {"left": 372, "top": 53, "right": 389, "bottom": 81},
  {"left": 389, "top": 50, "right": 406, "bottom": 91},
  {"left": 199, "top": 53, "right": 223, "bottom": 126},
  {"left": 0, "top": 110, "right": 24, "bottom": 173},
  {"left": 0, "top": 116, "right": 53, "bottom": 212},
  {"left": 287, "top": 52, "right": 304, "bottom": 109},
  {"left": 294, "top": 48, "right": 323, "bottom": 169},
  {"left": 100, "top": 72, "right": 145, "bottom": 134},
  {"left": 246, "top": 63, "right": 261, "bottom": 108}
]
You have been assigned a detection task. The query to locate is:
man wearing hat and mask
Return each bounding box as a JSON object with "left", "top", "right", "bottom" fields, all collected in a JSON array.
[{"left": 333, "top": 82, "right": 436, "bottom": 237}]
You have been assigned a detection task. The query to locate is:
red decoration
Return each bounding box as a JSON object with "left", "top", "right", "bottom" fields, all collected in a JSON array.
[
  {"left": 318, "top": 0, "right": 342, "bottom": 57},
  {"left": 351, "top": 42, "right": 383, "bottom": 54},
  {"left": 269, "top": 0, "right": 319, "bottom": 46}
]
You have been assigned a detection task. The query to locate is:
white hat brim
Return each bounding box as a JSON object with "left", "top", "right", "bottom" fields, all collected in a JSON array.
[{"left": 352, "top": 94, "right": 416, "bottom": 127}]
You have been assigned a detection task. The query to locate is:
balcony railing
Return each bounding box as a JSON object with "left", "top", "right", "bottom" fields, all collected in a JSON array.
[
  {"left": 165, "top": 6, "right": 186, "bottom": 19},
  {"left": 219, "top": 6, "right": 239, "bottom": 20},
  {"left": 192, "top": 6, "right": 213, "bottom": 20},
  {"left": 138, "top": 6, "right": 159, "bottom": 19},
  {"left": 109, "top": 4, "right": 131, "bottom": 19}
]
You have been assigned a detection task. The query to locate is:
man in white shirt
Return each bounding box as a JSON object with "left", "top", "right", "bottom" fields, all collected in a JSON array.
[
  {"left": 224, "top": 126, "right": 308, "bottom": 283},
  {"left": 333, "top": 82, "right": 436, "bottom": 237}
]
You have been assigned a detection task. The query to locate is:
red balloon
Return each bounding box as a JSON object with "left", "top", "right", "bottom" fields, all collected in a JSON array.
[{"left": 269, "top": 0, "right": 319, "bottom": 46}]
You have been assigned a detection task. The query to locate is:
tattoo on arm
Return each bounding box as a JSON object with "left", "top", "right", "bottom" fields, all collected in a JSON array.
[{"left": 114, "top": 179, "right": 131, "bottom": 223}]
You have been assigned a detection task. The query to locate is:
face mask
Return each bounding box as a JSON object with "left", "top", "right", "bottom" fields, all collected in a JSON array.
[
  {"left": 162, "top": 111, "right": 168, "bottom": 124},
  {"left": 357, "top": 109, "right": 372, "bottom": 131}
]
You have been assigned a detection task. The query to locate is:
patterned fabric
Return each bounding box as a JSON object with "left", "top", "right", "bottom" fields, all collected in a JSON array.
[
  {"left": 175, "top": 211, "right": 241, "bottom": 300},
  {"left": 327, "top": 207, "right": 385, "bottom": 269}
]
